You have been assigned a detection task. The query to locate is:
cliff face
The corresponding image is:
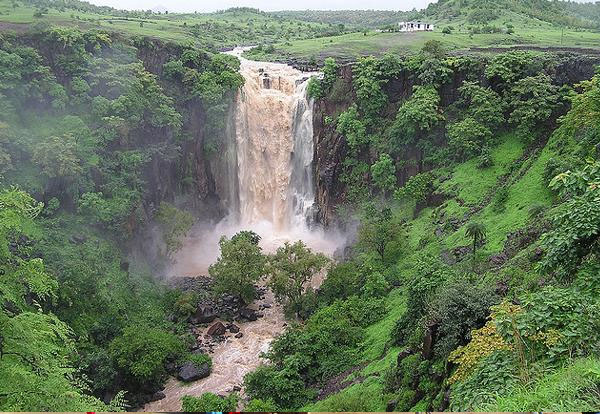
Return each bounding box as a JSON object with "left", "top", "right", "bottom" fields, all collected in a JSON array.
[
  {"left": 135, "top": 40, "right": 232, "bottom": 220},
  {"left": 312, "top": 53, "right": 600, "bottom": 225}
]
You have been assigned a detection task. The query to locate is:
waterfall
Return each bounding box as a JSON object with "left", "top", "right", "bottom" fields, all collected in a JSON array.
[
  {"left": 290, "top": 80, "right": 317, "bottom": 228},
  {"left": 167, "top": 51, "right": 341, "bottom": 277},
  {"left": 229, "top": 49, "right": 317, "bottom": 234}
]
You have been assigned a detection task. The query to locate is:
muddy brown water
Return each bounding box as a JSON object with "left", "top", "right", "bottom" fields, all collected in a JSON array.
[{"left": 143, "top": 287, "right": 285, "bottom": 412}]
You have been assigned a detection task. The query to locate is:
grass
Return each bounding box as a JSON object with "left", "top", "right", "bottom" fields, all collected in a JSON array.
[
  {"left": 302, "top": 289, "right": 405, "bottom": 412},
  {"left": 0, "top": 2, "right": 337, "bottom": 48},
  {"left": 245, "top": 20, "right": 600, "bottom": 60},
  {"left": 440, "top": 132, "right": 525, "bottom": 206},
  {"left": 1, "top": 1, "right": 599, "bottom": 60},
  {"left": 472, "top": 141, "right": 554, "bottom": 252},
  {"left": 480, "top": 357, "right": 600, "bottom": 412}
]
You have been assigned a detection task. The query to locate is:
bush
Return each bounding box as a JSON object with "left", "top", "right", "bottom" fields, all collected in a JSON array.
[
  {"left": 492, "top": 187, "right": 509, "bottom": 213},
  {"left": 109, "top": 325, "right": 185, "bottom": 388},
  {"left": 181, "top": 393, "right": 238, "bottom": 412},
  {"left": 319, "top": 262, "right": 362, "bottom": 305},
  {"left": 448, "top": 117, "right": 492, "bottom": 161},
  {"left": 244, "top": 398, "right": 278, "bottom": 411},
  {"left": 361, "top": 271, "right": 390, "bottom": 298},
  {"left": 244, "top": 365, "right": 315, "bottom": 409},
  {"left": 429, "top": 277, "right": 500, "bottom": 358}
]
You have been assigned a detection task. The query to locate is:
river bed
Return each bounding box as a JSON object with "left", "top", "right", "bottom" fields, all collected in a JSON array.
[{"left": 143, "top": 287, "right": 285, "bottom": 412}]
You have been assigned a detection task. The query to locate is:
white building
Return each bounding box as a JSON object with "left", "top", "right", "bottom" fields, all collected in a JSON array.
[{"left": 398, "top": 21, "right": 435, "bottom": 32}]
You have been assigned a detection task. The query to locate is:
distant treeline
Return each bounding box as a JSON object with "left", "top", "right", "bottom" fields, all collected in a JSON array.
[{"left": 267, "top": 10, "right": 418, "bottom": 29}]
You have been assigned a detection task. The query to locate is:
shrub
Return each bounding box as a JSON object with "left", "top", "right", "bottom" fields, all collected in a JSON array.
[
  {"left": 244, "top": 364, "right": 315, "bottom": 409},
  {"left": 181, "top": 392, "right": 238, "bottom": 412},
  {"left": 319, "top": 262, "right": 362, "bottom": 304},
  {"left": 244, "top": 398, "right": 278, "bottom": 411},
  {"left": 448, "top": 117, "right": 492, "bottom": 161},
  {"left": 361, "top": 271, "right": 390, "bottom": 298},
  {"left": 394, "top": 172, "right": 435, "bottom": 203},
  {"left": 110, "top": 325, "right": 185, "bottom": 388}
]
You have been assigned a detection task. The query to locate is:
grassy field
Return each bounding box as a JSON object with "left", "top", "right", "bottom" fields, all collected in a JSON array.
[
  {"left": 1, "top": 1, "right": 599, "bottom": 60},
  {"left": 0, "top": 2, "right": 341, "bottom": 48},
  {"left": 252, "top": 24, "right": 600, "bottom": 60}
]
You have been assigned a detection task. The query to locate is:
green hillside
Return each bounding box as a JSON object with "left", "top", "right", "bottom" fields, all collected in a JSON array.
[{"left": 0, "top": 2, "right": 346, "bottom": 48}]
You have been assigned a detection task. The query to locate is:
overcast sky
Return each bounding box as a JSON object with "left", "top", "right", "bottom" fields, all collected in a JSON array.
[{"left": 87, "top": 0, "right": 438, "bottom": 13}]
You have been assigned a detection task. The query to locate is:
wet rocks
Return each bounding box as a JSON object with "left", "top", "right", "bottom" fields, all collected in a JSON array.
[
  {"left": 190, "top": 304, "right": 217, "bottom": 324},
  {"left": 239, "top": 307, "right": 258, "bottom": 321},
  {"left": 207, "top": 322, "right": 227, "bottom": 336},
  {"left": 177, "top": 361, "right": 211, "bottom": 382},
  {"left": 149, "top": 391, "right": 166, "bottom": 402}
]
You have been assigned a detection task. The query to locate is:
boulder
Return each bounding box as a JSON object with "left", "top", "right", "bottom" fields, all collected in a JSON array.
[
  {"left": 177, "top": 361, "right": 211, "bottom": 382},
  {"left": 190, "top": 304, "right": 216, "bottom": 324},
  {"left": 239, "top": 307, "right": 258, "bottom": 321},
  {"left": 228, "top": 324, "right": 240, "bottom": 333},
  {"left": 149, "top": 391, "right": 166, "bottom": 402},
  {"left": 207, "top": 321, "right": 226, "bottom": 336},
  {"left": 235, "top": 332, "right": 243, "bottom": 338}
]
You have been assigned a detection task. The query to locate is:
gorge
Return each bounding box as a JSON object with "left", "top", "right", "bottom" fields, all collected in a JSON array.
[{"left": 145, "top": 51, "right": 340, "bottom": 410}]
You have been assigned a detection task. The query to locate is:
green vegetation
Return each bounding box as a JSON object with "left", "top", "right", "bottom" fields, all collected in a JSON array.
[
  {"left": 242, "top": 39, "right": 600, "bottom": 413},
  {"left": 182, "top": 393, "right": 238, "bottom": 412},
  {"left": 209, "top": 231, "right": 267, "bottom": 304},
  {"left": 3, "top": 0, "right": 600, "bottom": 412},
  {"left": 267, "top": 240, "right": 328, "bottom": 317},
  {"left": 0, "top": 21, "right": 235, "bottom": 409}
]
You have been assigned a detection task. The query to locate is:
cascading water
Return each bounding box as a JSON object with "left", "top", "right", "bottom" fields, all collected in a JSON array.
[
  {"left": 231, "top": 49, "right": 317, "bottom": 234},
  {"left": 168, "top": 49, "right": 340, "bottom": 277}
]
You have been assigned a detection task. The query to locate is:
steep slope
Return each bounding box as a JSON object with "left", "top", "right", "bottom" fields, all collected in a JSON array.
[{"left": 234, "top": 47, "right": 600, "bottom": 411}]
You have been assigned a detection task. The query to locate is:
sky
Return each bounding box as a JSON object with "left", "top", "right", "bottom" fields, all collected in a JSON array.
[{"left": 87, "top": 0, "right": 438, "bottom": 13}]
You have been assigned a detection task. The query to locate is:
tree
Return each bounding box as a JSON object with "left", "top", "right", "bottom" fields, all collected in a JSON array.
[
  {"left": 358, "top": 206, "right": 402, "bottom": 261},
  {"left": 389, "top": 85, "right": 444, "bottom": 149},
  {"left": 508, "top": 74, "right": 562, "bottom": 140},
  {"left": 0, "top": 188, "right": 112, "bottom": 411},
  {"left": 155, "top": 202, "right": 194, "bottom": 256},
  {"left": 267, "top": 241, "right": 328, "bottom": 317},
  {"left": 448, "top": 117, "right": 493, "bottom": 161},
  {"left": 457, "top": 81, "right": 504, "bottom": 130},
  {"left": 337, "top": 105, "right": 368, "bottom": 153},
  {"left": 209, "top": 231, "right": 267, "bottom": 304},
  {"left": 32, "top": 134, "right": 83, "bottom": 180},
  {"left": 538, "top": 160, "right": 600, "bottom": 278},
  {"left": 109, "top": 325, "right": 184, "bottom": 389},
  {"left": 371, "top": 153, "right": 397, "bottom": 195},
  {"left": 353, "top": 56, "right": 387, "bottom": 123},
  {"left": 465, "top": 222, "right": 487, "bottom": 255}
]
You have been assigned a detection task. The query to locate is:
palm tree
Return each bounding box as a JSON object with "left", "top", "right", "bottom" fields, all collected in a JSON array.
[{"left": 466, "top": 222, "right": 486, "bottom": 255}]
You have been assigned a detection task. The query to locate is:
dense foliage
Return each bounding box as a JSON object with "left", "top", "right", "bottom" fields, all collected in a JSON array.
[{"left": 0, "top": 25, "right": 240, "bottom": 409}]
